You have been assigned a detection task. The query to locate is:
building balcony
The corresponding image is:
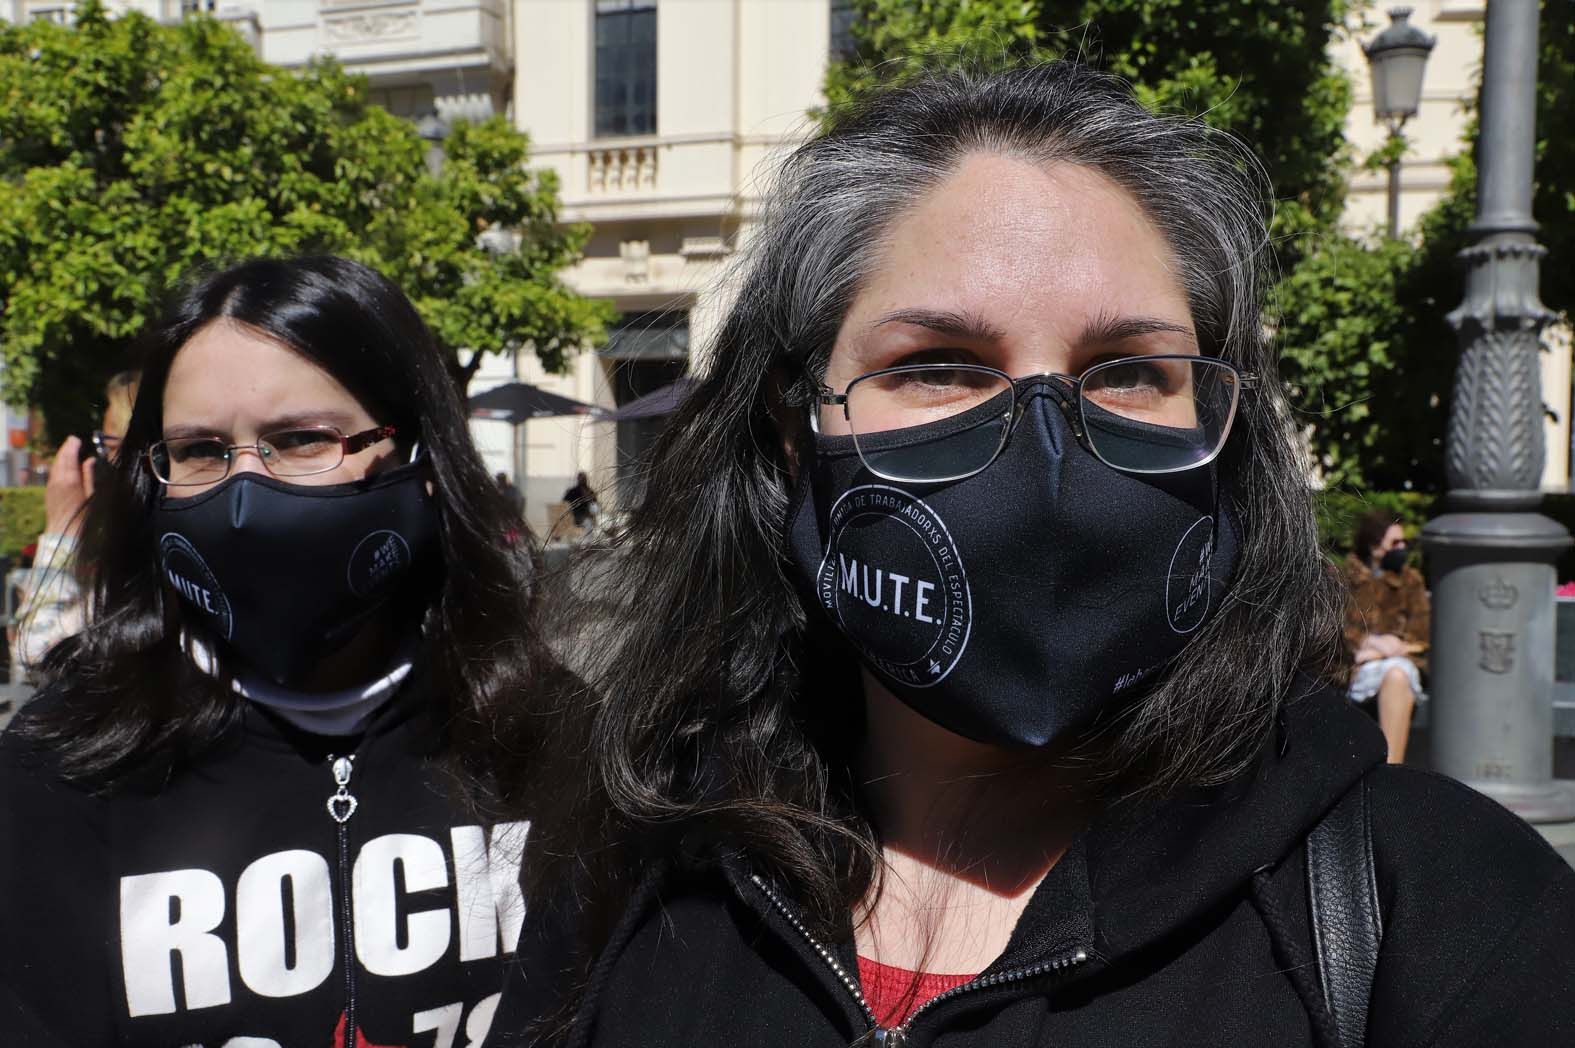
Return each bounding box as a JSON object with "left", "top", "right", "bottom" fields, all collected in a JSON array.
[
  {"left": 533, "top": 132, "right": 772, "bottom": 225},
  {"left": 261, "top": 0, "right": 511, "bottom": 118}
]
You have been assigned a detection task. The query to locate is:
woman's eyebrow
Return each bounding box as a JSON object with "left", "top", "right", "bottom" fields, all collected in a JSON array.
[
  {"left": 1078, "top": 312, "right": 1197, "bottom": 348},
  {"left": 160, "top": 423, "right": 223, "bottom": 440},
  {"left": 870, "top": 308, "right": 1007, "bottom": 342},
  {"left": 257, "top": 410, "right": 358, "bottom": 432}
]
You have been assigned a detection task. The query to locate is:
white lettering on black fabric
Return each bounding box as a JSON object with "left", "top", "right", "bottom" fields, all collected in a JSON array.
[
  {"left": 451, "top": 821, "right": 530, "bottom": 961},
  {"left": 117, "top": 823, "right": 527, "bottom": 1021},
  {"left": 411, "top": 992, "right": 501, "bottom": 1048},
  {"left": 121, "top": 869, "right": 232, "bottom": 1016},
  {"left": 465, "top": 992, "right": 501, "bottom": 1045},
  {"left": 234, "top": 849, "right": 335, "bottom": 998},
  {"left": 353, "top": 833, "right": 451, "bottom": 977},
  {"left": 413, "top": 1002, "right": 464, "bottom": 1048},
  {"left": 834, "top": 554, "right": 939, "bottom": 623},
  {"left": 816, "top": 485, "right": 973, "bottom": 687}
]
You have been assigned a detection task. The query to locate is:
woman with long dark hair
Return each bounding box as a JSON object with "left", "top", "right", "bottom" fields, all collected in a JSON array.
[
  {"left": 0, "top": 256, "right": 540, "bottom": 1045},
  {"left": 488, "top": 62, "right": 1575, "bottom": 1047}
]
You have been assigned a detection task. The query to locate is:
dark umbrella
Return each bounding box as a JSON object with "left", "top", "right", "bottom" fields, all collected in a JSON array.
[
  {"left": 602, "top": 377, "right": 698, "bottom": 422},
  {"left": 467, "top": 382, "right": 607, "bottom": 424}
]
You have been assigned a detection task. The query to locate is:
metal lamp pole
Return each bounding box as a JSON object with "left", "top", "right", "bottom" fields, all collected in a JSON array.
[
  {"left": 1422, "top": 0, "right": 1575, "bottom": 821},
  {"left": 1363, "top": 7, "right": 1435, "bottom": 239}
]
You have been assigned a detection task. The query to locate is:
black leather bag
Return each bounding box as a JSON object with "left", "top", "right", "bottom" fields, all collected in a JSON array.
[{"left": 1305, "top": 777, "right": 1383, "bottom": 1048}]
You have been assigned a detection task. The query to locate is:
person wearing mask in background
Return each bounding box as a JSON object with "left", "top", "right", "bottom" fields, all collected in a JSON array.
[
  {"left": 484, "top": 62, "right": 1575, "bottom": 1047},
  {"left": 0, "top": 257, "right": 545, "bottom": 1046},
  {"left": 9, "top": 371, "right": 139, "bottom": 680},
  {"left": 1344, "top": 509, "right": 1430, "bottom": 764}
]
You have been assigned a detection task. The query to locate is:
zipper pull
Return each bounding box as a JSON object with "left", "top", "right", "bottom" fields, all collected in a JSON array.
[
  {"left": 873, "top": 1029, "right": 907, "bottom": 1047},
  {"left": 326, "top": 754, "right": 358, "bottom": 824}
]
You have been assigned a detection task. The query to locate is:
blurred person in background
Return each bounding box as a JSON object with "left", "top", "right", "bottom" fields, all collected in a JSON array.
[
  {"left": 562, "top": 470, "right": 599, "bottom": 530},
  {"left": 0, "top": 257, "right": 546, "bottom": 1045},
  {"left": 1344, "top": 509, "right": 1429, "bottom": 764},
  {"left": 9, "top": 370, "right": 139, "bottom": 680},
  {"left": 498, "top": 470, "right": 527, "bottom": 519}
]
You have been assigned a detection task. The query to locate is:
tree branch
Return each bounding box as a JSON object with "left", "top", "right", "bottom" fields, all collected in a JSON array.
[{"left": 453, "top": 347, "right": 488, "bottom": 393}]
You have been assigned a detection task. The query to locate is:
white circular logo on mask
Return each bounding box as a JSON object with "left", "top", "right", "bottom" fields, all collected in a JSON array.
[
  {"left": 814, "top": 485, "right": 972, "bottom": 688},
  {"left": 1166, "top": 515, "right": 1216, "bottom": 635},
  {"left": 158, "top": 533, "right": 234, "bottom": 640},
  {"left": 347, "top": 530, "right": 412, "bottom": 597}
]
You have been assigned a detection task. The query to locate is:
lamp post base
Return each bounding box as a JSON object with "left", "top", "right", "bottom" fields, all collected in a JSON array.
[{"left": 1423, "top": 511, "right": 1574, "bottom": 823}]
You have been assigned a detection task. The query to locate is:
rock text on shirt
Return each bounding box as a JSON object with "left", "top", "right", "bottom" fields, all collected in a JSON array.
[{"left": 117, "top": 821, "right": 528, "bottom": 1022}]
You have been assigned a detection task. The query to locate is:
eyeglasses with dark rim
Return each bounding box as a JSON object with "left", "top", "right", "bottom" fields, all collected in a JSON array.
[
  {"left": 147, "top": 424, "right": 397, "bottom": 487},
  {"left": 813, "top": 356, "right": 1251, "bottom": 484}
]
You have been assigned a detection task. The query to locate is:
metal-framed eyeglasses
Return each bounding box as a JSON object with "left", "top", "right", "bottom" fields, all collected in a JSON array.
[
  {"left": 812, "top": 356, "right": 1249, "bottom": 484},
  {"left": 147, "top": 424, "right": 397, "bottom": 488}
]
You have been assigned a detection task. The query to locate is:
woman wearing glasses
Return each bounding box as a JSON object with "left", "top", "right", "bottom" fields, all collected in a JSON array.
[
  {"left": 491, "top": 63, "right": 1575, "bottom": 1047},
  {"left": 0, "top": 257, "right": 537, "bottom": 1045}
]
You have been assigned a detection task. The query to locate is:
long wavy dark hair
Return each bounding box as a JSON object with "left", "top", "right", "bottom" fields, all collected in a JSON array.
[
  {"left": 19, "top": 255, "right": 546, "bottom": 790},
  {"left": 497, "top": 60, "right": 1347, "bottom": 968}
]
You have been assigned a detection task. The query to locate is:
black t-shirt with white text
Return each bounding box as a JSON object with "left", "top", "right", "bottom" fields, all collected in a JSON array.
[{"left": 0, "top": 679, "right": 524, "bottom": 1048}]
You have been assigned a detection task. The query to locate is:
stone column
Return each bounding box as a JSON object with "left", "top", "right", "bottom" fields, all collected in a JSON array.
[{"left": 1422, "top": 0, "right": 1575, "bottom": 821}]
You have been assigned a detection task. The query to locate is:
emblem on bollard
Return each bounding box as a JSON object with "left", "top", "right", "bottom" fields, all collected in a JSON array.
[
  {"left": 1477, "top": 576, "right": 1520, "bottom": 610},
  {"left": 1479, "top": 630, "right": 1516, "bottom": 674}
]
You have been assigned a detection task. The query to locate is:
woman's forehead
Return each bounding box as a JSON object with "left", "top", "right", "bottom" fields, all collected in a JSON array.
[
  {"left": 162, "top": 319, "right": 373, "bottom": 427},
  {"left": 846, "top": 153, "right": 1193, "bottom": 344}
]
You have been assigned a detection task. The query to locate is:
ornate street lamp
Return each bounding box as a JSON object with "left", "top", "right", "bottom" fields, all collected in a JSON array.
[
  {"left": 1362, "top": 7, "right": 1435, "bottom": 238},
  {"left": 1423, "top": 0, "right": 1575, "bottom": 822}
]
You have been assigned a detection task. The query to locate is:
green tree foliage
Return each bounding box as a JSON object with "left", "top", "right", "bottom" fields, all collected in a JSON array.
[
  {"left": 1043, "top": 0, "right": 1355, "bottom": 258},
  {"left": 1275, "top": 236, "right": 1417, "bottom": 490},
  {"left": 0, "top": 487, "right": 45, "bottom": 559},
  {"left": 823, "top": 0, "right": 1042, "bottom": 108},
  {"left": 0, "top": 1, "right": 612, "bottom": 439},
  {"left": 823, "top": 0, "right": 1356, "bottom": 259}
]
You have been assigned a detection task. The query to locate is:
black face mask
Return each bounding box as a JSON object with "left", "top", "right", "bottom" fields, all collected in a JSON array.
[
  {"left": 786, "top": 381, "right": 1239, "bottom": 748},
  {"left": 153, "top": 461, "right": 441, "bottom": 687},
  {"left": 1379, "top": 546, "right": 1409, "bottom": 574}
]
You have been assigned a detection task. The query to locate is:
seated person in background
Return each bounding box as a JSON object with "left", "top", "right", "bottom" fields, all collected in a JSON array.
[
  {"left": 562, "top": 470, "right": 599, "bottom": 529},
  {"left": 1344, "top": 509, "right": 1430, "bottom": 764}
]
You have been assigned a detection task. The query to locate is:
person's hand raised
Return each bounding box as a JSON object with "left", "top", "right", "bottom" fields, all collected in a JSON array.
[{"left": 43, "top": 436, "right": 95, "bottom": 537}]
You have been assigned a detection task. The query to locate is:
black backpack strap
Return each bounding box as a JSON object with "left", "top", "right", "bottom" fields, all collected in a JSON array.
[{"left": 1305, "top": 776, "right": 1383, "bottom": 1048}]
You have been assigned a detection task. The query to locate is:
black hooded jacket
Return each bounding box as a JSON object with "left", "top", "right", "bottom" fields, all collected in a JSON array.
[
  {"left": 0, "top": 672, "right": 527, "bottom": 1047},
  {"left": 493, "top": 686, "right": 1575, "bottom": 1047}
]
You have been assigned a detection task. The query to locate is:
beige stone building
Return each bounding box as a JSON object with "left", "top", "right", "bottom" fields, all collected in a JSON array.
[
  {"left": 505, "top": 0, "right": 835, "bottom": 530},
  {"left": 1335, "top": 1, "right": 1484, "bottom": 235}
]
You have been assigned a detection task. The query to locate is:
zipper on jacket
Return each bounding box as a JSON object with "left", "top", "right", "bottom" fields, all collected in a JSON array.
[
  {"left": 327, "top": 754, "right": 360, "bottom": 1046},
  {"left": 749, "top": 873, "right": 1089, "bottom": 1047}
]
